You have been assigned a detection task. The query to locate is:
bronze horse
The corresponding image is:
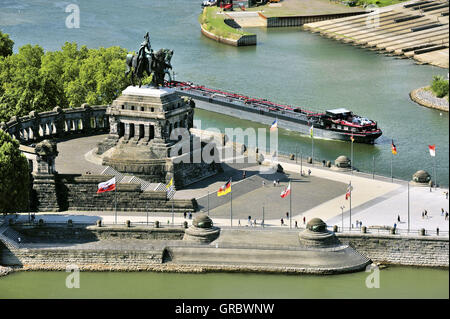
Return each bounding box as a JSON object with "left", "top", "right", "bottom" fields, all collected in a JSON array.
[{"left": 125, "top": 33, "right": 173, "bottom": 88}]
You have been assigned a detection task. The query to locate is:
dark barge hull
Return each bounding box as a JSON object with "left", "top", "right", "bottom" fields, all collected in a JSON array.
[{"left": 171, "top": 85, "right": 382, "bottom": 144}]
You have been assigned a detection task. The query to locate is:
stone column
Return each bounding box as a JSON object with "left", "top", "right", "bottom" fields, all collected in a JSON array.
[
  {"left": 124, "top": 123, "right": 130, "bottom": 140},
  {"left": 144, "top": 124, "right": 151, "bottom": 142},
  {"left": 134, "top": 123, "right": 140, "bottom": 140},
  {"left": 52, "top": 107, "right": 65, "bottom": 138}
]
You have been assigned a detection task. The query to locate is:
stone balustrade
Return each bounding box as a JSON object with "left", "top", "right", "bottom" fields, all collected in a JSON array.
[{"left": 0, "top": 104, "right": 109, "bottom": 145}]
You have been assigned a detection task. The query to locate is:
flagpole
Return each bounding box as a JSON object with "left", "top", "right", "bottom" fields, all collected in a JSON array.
[
  {"left": 262, "top": 205, "right": 265, "bottom": 228},
  {"left": 207, "top": 190, "right": 210, "bottom": 216},
  {"left": 351, "top": 137, "right": 354, "bottom": 175},
  {"left": 407, "top": 181, "right": 410, "bottom": 234},
  {"left": 171, "top": 198, "right": 174, "bottom": 225},
  {"left": 349, "top": 181, "right": 352, "bottom": 229},
  {"left": 372, "top": 155, "right": 375, "bottom": 179},
  {"left": 289, "top": 179, "right": 292, "bottom": 229},
  {"left": 391, "top": 152, "right": 393, "bottom": 183},
  {"left": 311, "top": 133, "right": 314, "bottom": 165},
  {"left": 230, "top": 177, "right": 233, "bottom": 228},
  {"left": 114, "top": 185, "right": 117, "bottom": 225}
]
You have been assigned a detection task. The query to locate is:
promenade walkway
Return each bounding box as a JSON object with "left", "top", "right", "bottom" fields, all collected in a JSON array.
[{"left": 20, "top": 134, "right": 448, "bottom": 234}]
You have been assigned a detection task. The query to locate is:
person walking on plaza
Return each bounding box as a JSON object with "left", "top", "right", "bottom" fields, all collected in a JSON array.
[
  {"left": 397, "top": 215, "right": 400, "bottom": 223},
  {"left": 308, "top": 169, "right": 311, "bottom": 176},
  {"left": 286, "top": 212, "right": 289, "bottom": 219},
  {"left": 281, "top": 218, "right": 284, "bottom": 226},
  {"left": 295, "top": 220, "right": 298, "bottom": 228},
  {"left": 273, "top": 180, "right": 276, "bottom": 187},
  {"left": 184, "top": 212, "right": 187, "bottom": 219},
  {"left": 262, "top": 180, "right": 265, "bottom": 187},
  {"left": 422, "top": 211, "right": 424, "bottom": 219},
  {"left": 254, "top": 218, "right": 257, "bottom": 227},
  {"left": 238, "top": 219, "right": 241, "bottom": 226},
  {"left": 436, "top": 227, "right": 439, "bottom": 236},
  {"left": 425, "top": 210, "right": 428, "bottom": 219},
  {"left": 242, "top": 170, "right": 246, "bottom": 179},
  {"left": 445, "top": 211, "right": 448, "bottom": 221},
  {"left": 303, "top": 216, "right": 306, "bottom": 224}
]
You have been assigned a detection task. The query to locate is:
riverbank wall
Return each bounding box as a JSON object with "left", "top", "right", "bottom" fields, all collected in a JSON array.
[
  {"left": 410, "top": 87, "right": 449, "bottom": 112},
  {"left": 0, "top": 226, "right": 448, "bottom": 274},
  {"left": 263, "top": 11, "right": 366, "bottom": 28},
  {"left": 200, "top": 24, "right": 256, "bottom": 47},
  {"left": 337, "top": 233, "right": 449, "bottom": 267}
]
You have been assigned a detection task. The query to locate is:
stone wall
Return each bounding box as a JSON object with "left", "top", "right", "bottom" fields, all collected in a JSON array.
[
  {"left": 1, "top": 246, "right": 164, "bottom": 268},
  {"left": 32, "top": 173, "right": 197, "bottom": 212},
  {"left": 337, "top": 233, "right": 449, "bottom": 267},
  {"left": 11, "top": 224, "right": 185, "bottom": 242}
]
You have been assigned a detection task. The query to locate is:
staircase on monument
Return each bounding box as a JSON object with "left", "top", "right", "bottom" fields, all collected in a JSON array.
[{"left": 100, "top": 166, "right": 175, "bottom": 198}]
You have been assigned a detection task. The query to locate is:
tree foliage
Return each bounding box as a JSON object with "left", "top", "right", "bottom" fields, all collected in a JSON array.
[
  {"left": 0, "top": 129, "right": 30, "bottom": 213},
  {"left": 0, "top": 34, "right": 130, "bottom": 123},
  {"left": 0, "top": 30, "right": 14, "bottom": 58},
  {"left": 431, "top": 75, "right": 449, "bottom": 99}
]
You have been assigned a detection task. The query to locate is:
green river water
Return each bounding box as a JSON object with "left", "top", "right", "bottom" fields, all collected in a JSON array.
[
  {"left": 0, "top": 0, "right": 448, "bottom": 298},
  {"left": 0, "top": 267, "right": 448, "bottom": 299}
]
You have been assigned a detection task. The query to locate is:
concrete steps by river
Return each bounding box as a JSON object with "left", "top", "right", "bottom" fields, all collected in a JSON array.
[{"left": 303, "top": 0, "right": 449, "bottom": 68}]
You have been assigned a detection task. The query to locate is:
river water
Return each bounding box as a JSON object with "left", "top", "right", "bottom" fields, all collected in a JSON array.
[
  {"left": 0, "top": 0, "right": 448, "bottom": 297},
  {"left": 0, "top": 267, "right": 448, "bottom": 298},
  {"left": 1, "top": 0, "right": 448, "bottom": 186}
]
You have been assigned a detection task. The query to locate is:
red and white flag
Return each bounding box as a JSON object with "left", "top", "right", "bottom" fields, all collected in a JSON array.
[
  {"left": 281, "top": 182, "right": 291, "bottom": 198},
  {"left": 428, "top": 144, "right": 436, "bottom": 157},
  {"left": 345, "top": 183, "right": 353, "bottom": 200},
  {"left": 97, "top": 177, "right": 116, "bottom": 194}
]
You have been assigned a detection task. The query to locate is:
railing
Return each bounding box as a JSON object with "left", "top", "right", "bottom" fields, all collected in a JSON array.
[{"left": 0, "top": 105, "right": 109, "bottom": 145}]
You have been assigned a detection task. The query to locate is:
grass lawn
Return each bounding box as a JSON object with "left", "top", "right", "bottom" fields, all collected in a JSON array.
[{"left": 199, "top": 7, "right": 253, "bottom": 40}]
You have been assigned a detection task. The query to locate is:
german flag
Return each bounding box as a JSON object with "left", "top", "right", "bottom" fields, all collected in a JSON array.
[
  {"left": 391, "top": 140, "right": 397, "bottom": 155},
  {"left": 217, "top": 179, "right": 231, "bottom": 197}
]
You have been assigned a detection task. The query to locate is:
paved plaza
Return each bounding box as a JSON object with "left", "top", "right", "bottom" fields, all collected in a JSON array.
[{"left": 20, "top": 135, "right": 449, "bottom": 234}]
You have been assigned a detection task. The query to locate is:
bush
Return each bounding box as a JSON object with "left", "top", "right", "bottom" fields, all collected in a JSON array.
[
  {"left": 431, "top": 75, "right": 449, "bottom": 98},
  {"left": 0, "top": 130, "right": 30, "bottom": 214}
]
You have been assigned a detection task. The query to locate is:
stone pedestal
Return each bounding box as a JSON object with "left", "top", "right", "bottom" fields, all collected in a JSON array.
[
  {"left": 298, "top": 218, "right": 340, "bottom": 248},
  {"left": 183, "top": 214, "right": 220, "bottom": 243},
  {"left": 98, "top": 86, "right": 219, "bottom": 187}
]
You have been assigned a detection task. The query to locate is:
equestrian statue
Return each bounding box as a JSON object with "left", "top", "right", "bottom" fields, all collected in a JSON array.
[{"left": 125, "top": 32, "right": 174, "bottom": 88}]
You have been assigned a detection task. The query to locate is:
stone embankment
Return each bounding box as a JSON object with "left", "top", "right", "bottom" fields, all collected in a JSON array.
[
  {"left": 0, "top": 225, "right": 448, "bottom": 276},
  {"left": 303, "top": 0, "right": 449, "bottom": 68},
  {"left": 337, "top": 233, "right": 449, "bottom": 267},
  {"left": 410, "top": 87, "right": 449, "bottom": 112},
  {"left": 200, "top": 24, "right": 257, "bottom": 47}
]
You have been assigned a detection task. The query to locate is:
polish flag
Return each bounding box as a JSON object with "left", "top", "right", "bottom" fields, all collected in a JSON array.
[
  {"left": 345, "top": 183, "right": 353, "bottom": 200},
  {"left": 97, "top": 177, "right": 116, "bottom": 194},
  {"left": 428, "top": 145, "right": 436, "bottom": 157},
  {"left": 281, "top": 182, "right": 291, "bottom": 198}
]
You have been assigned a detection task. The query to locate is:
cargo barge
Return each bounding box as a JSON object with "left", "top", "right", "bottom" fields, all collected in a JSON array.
[{"left": 168, "top": 81, "right": 382, "bottom": 144}]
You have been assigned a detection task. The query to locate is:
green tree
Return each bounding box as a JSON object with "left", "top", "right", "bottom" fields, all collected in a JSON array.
[
  {"left": 0, "top": 41, "right": 130, "bottom": 122},
  {"left": 0, "top": 129, "right": 30, "bottom": 213},
  {"left": 0, "top": 44, "right": 63, "bottom": 122},
  {"left": 0, "top": 30, "right": 14, "bottom": 57},
  {"left": 431, "top": 75, "right": 449, "bottom": 99}
]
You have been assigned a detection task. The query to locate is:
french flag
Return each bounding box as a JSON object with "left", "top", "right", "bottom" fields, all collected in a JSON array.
[
  {"left": 97, "top": 177, "right": 116, "bottom": 194},
  {"left": 270, "top": 119, "right": 278, "bottom": 131}
]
